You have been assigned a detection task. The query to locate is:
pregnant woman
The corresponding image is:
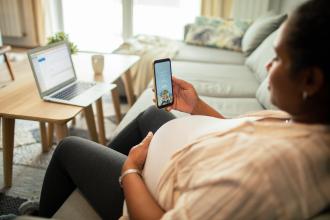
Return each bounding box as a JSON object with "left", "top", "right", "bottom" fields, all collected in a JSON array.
[{"left": 37, "top": 0, "right": 330, "bottom": 219}]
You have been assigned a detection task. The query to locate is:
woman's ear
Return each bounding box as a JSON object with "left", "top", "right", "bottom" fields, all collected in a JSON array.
[{"left": 301, "top": 67, "right": 324, "bottom": 97}]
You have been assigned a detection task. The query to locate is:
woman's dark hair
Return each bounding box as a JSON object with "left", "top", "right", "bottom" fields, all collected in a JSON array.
[{"left": 286, "top": 0, "right": 330, "bottom": 84}]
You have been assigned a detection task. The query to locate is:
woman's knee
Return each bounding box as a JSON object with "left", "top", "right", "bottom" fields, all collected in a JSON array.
[
  {"left": 53, "top": 136, "right": 94, "bottom": 160},
  {"left": 137, "top": 106, "right": 175, "bottom": 135},
  {"left": 140, "top": 106, "right": 175, "bottom": 122}
]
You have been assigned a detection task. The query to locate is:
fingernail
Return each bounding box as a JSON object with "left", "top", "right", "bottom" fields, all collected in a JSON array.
[{"left": 147, "top": 131, "right": 153, "bottom": 136}]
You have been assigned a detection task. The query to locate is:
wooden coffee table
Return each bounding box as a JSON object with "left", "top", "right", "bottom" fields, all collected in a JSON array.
[
  {"left": 0, "top": 53, "right": 139, "bottom": 188},
  {"left": 72, "top": 52, "right": 140, "bottom": 109}
]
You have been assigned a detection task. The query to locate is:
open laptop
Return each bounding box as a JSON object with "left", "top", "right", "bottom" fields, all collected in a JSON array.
[{"left": 28, "top": 41, "right": 111, "bottom": 107}]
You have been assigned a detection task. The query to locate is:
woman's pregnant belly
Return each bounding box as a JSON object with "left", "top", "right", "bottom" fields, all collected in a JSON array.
[{"left": 143, "top": 115, "right": 258, "bottom": 198}]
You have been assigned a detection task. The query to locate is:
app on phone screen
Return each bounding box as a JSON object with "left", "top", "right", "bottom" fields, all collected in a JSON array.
[{"left": 155, "top": 60, "right": 173, "bottom": 107}]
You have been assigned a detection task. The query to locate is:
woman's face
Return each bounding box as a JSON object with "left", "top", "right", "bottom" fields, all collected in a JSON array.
[{"left": 266, "top": 23, "right": 305, "bottom": 115}]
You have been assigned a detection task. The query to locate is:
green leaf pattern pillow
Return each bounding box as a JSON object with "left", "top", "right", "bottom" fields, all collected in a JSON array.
[{"left": 185, "top": 16, "right": 251, "bottom": 51}]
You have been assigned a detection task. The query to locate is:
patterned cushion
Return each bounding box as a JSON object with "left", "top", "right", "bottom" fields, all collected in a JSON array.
[
  {"left": 194, "top": 16, "right": 225, "bottom": 27},
  {"left": 185, "top": 16, "right": 251, "bottom": 52}
]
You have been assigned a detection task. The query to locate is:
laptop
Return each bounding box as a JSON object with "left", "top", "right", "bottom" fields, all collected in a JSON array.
[{"left": 28, "top": 41, "right": 111, "bottom": 107}]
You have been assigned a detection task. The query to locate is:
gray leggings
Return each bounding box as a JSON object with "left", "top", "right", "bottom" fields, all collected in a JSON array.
[{"left": 39, "top": 106, "right": 175, "bottom": 220}]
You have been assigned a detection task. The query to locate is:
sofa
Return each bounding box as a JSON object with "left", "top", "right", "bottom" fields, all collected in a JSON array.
[{"left": 112, "top": 20, "right": 279, "bottom": 138}]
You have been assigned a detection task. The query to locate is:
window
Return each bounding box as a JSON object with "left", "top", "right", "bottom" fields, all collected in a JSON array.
[
  {"left": 61, "top": 0, "right": 201, "bottom": 52},
  {"left": 62, "top": 0, "right": 123, "bottom": 52},
  {"left": 133, "top": 0, "right": 200, "bottom": 40}
]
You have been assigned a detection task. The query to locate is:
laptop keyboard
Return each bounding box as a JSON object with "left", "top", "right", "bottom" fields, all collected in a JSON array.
[{"left": 51, "top": 82, "right": 96, "bottom": 101}]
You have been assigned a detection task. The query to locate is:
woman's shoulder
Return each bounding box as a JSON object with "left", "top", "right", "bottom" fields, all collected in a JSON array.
[{"left": 238, "top": 110, "right": 291, "bottom": 119}]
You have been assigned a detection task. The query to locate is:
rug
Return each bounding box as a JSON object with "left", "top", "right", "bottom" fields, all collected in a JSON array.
[
  {"left": 0, "top": 114, "right": 120, "bottom": 169},
  {"left": 0, "top": 193, "right": 27, "bottom": 215}
]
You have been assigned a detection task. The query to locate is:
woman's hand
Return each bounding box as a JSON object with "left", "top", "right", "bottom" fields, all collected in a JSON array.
[
  {"left": 121, "top": 133, "right": 165, "bottom": 219},
  {"left": 153, "top": 76, "right": 200, "bottom": 114},
  {"left": 122, "top": 132, "right": 153, "bottom": 173}
]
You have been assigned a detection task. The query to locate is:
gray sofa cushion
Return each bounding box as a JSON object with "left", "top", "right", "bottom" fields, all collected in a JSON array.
[
  {"left": 242, "top": 13, "right": 287, "bottom": 56},
  {"left": 172, "top": 61, "right": 259, "bottom": 98},
  {"left": 53, "top": 189, "right": 101, "bottom": 220},
  {"left": 200, "top": 96, "right": 264, "bottom": 118},
  {"left": 173, "top": 41, "right": 245, "bottom": 65},
  {"left": 245, "top": 30, "right": 278, "bottom": 82},
  {"left": 255, "top": 76, "right": 278, "bottom": 110}
]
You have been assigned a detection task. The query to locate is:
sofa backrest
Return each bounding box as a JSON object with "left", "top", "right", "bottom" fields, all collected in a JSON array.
[
  {"left": 245, "top": 29, "right": 279, "bottom": 110},
  {"left": 280, "top": 0, "right": 308, "bottom": 13},
  {"left": 245, "top": 29, "right": 278, "bottom": 82}
]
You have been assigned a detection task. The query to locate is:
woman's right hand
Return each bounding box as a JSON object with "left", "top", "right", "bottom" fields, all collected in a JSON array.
[{"left": 154, "top": 76, "right": 200, "bottom": 114}]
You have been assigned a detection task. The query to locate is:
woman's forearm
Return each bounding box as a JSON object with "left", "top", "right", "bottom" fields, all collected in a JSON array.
[
  {"left": 122, "top": 163, "right": 165, "bottom": 220},
  {"left": 192, "top": 98, "right": 225, "bottom": 119}
]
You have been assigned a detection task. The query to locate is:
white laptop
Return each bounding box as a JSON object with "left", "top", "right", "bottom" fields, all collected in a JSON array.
[{"left": 28, "top": 41, "right": 111, "bottom": 107}]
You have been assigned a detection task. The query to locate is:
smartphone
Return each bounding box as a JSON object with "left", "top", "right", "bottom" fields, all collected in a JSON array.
[{"left": 153, "top": 58, "right": 174, "bottom": 108}]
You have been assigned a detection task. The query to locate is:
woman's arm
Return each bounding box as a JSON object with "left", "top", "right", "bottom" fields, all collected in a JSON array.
[
  {"left": 121, "top": 132, "right": 165, "bottom": 220},
  {"left": 122, "top": 162, "right": 164, "bottom": 220},
  {"left": 159, "top": 77, "right": 225, "bottom": 118},
  {"left": 191, "top": 97, "right": 225, "bottom": 119}
]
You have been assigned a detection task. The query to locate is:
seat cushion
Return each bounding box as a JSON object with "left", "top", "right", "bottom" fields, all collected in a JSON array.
[
  {"left": 113, "top": 88, "right": 264, "bottom": 138},
  {"left": 173, "top": 41, "right": 245, "bottom": 65},
  {"left": 199, "top": 96, "right": 264, "bottom": 118},
  {"left": 172, "top": 61, "right": 260, "bottom": 98},
  {"left": 245, "top": 30, "right": 278, "bottom": 82},
  {"left": 53, "top": 189, "right": 101, "bottom": 220}
]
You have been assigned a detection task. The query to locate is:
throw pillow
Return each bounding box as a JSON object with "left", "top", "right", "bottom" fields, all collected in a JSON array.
[
  {"left": 185, "top": 17, "right": 251, "bottom": 52},
  {"left": 194, "top": 16, "right": 225, "bottom": 27},
  {"left": 245, "top": 29, "right": 278, "bottom": 82},
  {"left": 242, "top": 13, "right": 287, "bottom": 56},
  {"left": 256, "top": 76, "right": 278, "bottom": 110}
]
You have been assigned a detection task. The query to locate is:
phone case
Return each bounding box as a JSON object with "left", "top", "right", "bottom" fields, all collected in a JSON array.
[{"left": 153, "top": 58, "right": 174, "bottom": 108}]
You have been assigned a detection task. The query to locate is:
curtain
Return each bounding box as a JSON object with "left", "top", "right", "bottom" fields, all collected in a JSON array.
[
  {"left": 34, "top": 0, "right": 64, "bottom": 45},
  {"left": 43, "top": 0, "right": 63, "bottom": 38},
  {"left": 33, "top": 0, "right": 47, "bottom": 45},
  {"left": 201, "top": 0, "right": 233, "bottom": 18}
]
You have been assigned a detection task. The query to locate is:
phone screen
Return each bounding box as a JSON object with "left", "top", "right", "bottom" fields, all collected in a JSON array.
[{"left": 154, "top": 59, "right": 174, "bottom": 108}]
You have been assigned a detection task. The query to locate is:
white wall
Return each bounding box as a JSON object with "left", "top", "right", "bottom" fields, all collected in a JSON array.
[{"left": 280, "top": 0, "right": 308, "bottom": 13}]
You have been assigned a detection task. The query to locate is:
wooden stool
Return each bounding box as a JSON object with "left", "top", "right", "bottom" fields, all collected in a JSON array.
[{"left": 0, "top": 45, "right": 15, "bottom": 81}]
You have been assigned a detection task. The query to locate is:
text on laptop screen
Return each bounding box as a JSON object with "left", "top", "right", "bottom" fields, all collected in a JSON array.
[{"left": 31, "top": 44, "right": 75, "bottom": 93}]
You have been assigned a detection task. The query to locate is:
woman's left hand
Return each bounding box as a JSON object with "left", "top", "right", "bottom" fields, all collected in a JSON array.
[{"left": 122, "top": 132, "right": 153, "bottom": 173}]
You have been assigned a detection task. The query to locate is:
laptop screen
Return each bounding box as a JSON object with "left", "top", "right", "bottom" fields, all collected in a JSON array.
[{"left": 30, "top": 43, "right": 76, "bottom": 94}]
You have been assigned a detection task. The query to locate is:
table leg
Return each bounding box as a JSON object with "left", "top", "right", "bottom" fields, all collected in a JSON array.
[
  {"left": 2, "top": 117, "right": 15, "bottom": 188},
  {"left": 71, "top": 118, "right": 76, "bottom": 127},
  {"left": 47, "top": 123, "right": 54, "bottom": 148},
  {"left": 55, "top": 123, "right": 69, "bottom": 141},
  {"left": 121, "top": 69, "right": 136, "bottom": 106},
  {"left": 84, "top": 105, "right": 98, "bottom": 142},
  {"left": 111, "top": 86, "right": 122, "bottom": 124},
  {"left": 39, "top": 122, "right": 54, "bottom": 152},
  {"left": 96, "top": 98, "right": 106, "bottom": 145},
  {"left": 4, "top": 53, "right": 15, "bottom": 81},
  {"left": 39, "top": 122, "right": 48, "bottom": 152}
]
